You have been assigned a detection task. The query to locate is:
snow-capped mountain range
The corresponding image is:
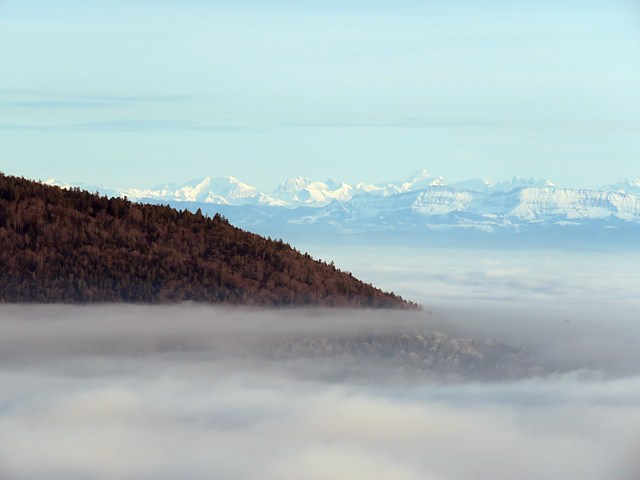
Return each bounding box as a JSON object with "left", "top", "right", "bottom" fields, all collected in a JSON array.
[
  {"left": 46, "top": 170, "right": 640, "bottom": 239},
  {"left": 47, "top": 169, "right": 567, "bottom": 208},
  {"left": 51, "top": 169, "right": 452, "bottom": 207}
]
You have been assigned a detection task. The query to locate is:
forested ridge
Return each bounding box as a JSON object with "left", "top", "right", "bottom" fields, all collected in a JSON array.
[{"left": 0, "top": 173, "right": 416, "bottom": 308}]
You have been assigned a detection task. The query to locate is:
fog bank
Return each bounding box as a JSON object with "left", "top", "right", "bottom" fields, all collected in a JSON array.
[{"left": 1, "top": 301, "right": 640, "bottom": 479}]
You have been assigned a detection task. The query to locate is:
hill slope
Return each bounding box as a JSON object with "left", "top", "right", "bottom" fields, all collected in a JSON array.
[{"left": 0, "top": 173, "right": 415, "bottom": 308}]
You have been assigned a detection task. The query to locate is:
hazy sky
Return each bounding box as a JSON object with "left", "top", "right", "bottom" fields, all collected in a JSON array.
[{"left": 1, "top": 0, "right": 639, "bottom": 189}]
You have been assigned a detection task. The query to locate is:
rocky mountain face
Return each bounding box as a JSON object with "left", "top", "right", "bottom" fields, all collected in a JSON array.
[{"left": 301, "top": 185, "right": 640, "bottom": 225}]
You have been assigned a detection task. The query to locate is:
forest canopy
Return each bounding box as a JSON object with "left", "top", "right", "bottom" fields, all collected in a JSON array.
[{"left": 0, "top": 173, "right": 416, "bottom": 308}]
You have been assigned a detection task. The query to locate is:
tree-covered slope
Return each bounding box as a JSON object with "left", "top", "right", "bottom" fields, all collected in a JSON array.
[{"left": 0, "top": 173, "right": 416, "bottom": 308}]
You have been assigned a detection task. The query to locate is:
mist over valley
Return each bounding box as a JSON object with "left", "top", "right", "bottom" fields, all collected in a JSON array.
[{"left": 2, "top": 248, "right": 639, "bottom": 479}]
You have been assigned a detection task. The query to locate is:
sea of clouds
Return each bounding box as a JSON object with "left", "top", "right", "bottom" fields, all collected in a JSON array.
[{"left": 1, "top": 248, "right": 640, "bottom": 479}]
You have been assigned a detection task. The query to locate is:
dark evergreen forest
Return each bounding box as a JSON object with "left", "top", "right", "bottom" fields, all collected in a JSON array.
[{"left": 0, "top": 173, "right": 416, "bottom": 308}]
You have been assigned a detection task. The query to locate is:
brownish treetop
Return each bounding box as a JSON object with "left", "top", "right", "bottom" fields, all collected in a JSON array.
[{"left": 0, "top": 173, "right": 417, "bottom": 308}]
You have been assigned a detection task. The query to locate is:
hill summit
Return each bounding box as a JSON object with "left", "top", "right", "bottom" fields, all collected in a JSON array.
[{"left": 0, "top": 173, "right": 415, "bottom": 308}]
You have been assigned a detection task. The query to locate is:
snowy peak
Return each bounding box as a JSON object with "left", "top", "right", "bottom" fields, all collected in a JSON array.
[
  {"left": 208, "top": 176, "right": 259, "bottom": 200},
  {"left": 277, "top": 176, "right": 310, "bottom": 193},
  {"left": 601, "top": 178, "right": 640, "bottom": 195},
  {"left": 45, "top": 171, "right": 640, "bottom": 227},
  {"left": 509, "top": 187, "right": 640, "bottom": 221},
  {"left": 172, "top": 176, "right": 213, "bottom": 203},
  {"left": 412, "top": 187, "right": 473, "bottom": 215},
  {"left": 451, "top": 178, "right": 492, "bottom": 192},
  {"left": 117, "top": 176, "right": 261, "bottom": 206},
  {"left": 274, "top": 176, "right": 354, "bottom": 206},
  {"left": 450, "top": 176, "right": 554, "bottom": 193},
  {"left": 43, "top": 179, "right": 121, "bottom": 198},
  {"left": 272, "top": 169, "right": 449, "bottom": 206},
  {"left": 398, "top": 169, "right": 446, "bottom": 192},
  {"left": 487, "top": 176, "right": 555, "bottom": 193},
  {"left": 288, "top": 184, "right": 640, "bottom": 236}
]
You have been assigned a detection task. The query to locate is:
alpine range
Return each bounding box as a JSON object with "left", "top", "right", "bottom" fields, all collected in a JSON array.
[{"left": 48, "top": 170, "right": 640, "bottom": 244}]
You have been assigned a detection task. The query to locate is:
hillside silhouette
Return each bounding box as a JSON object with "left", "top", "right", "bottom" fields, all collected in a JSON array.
[{"left": 0, "top": 173, "right": 416, "bottom": 308}]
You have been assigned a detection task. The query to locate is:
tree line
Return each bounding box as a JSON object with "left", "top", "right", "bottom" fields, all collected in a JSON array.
[{"left": 0, "top": 173, "right": 417, "bottom": 308}]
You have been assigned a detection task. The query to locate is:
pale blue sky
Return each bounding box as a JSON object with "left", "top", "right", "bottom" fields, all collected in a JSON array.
[{"left": 1, "top": 0, "right": 639, "bottom": 189}]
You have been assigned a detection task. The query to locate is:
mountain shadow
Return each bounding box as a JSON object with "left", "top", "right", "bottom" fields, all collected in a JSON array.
[{"left": 0, "top": 173, "right": 416, "bottom": 308}]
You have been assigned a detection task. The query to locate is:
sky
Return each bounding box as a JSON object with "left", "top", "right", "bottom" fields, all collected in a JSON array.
[{"left": 1, "top": 0, "right": 639, "bottom": 190}]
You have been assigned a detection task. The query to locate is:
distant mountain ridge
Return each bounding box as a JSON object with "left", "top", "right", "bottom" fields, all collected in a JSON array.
[
  {"left": 45, "top": 171, "right": 640, "bottom": 240},
  {"left": 47, "top": 169, "right": 639, "bottom": 210}
]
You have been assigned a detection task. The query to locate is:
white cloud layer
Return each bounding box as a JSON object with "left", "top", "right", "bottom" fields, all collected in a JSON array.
[{"left": 1, "top": 290, "right": 640, "bottom": 479}]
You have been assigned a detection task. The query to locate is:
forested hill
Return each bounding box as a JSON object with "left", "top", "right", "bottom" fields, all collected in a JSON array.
[{"left": 0, "top": 173, "right": 416, "bottom": 308}]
